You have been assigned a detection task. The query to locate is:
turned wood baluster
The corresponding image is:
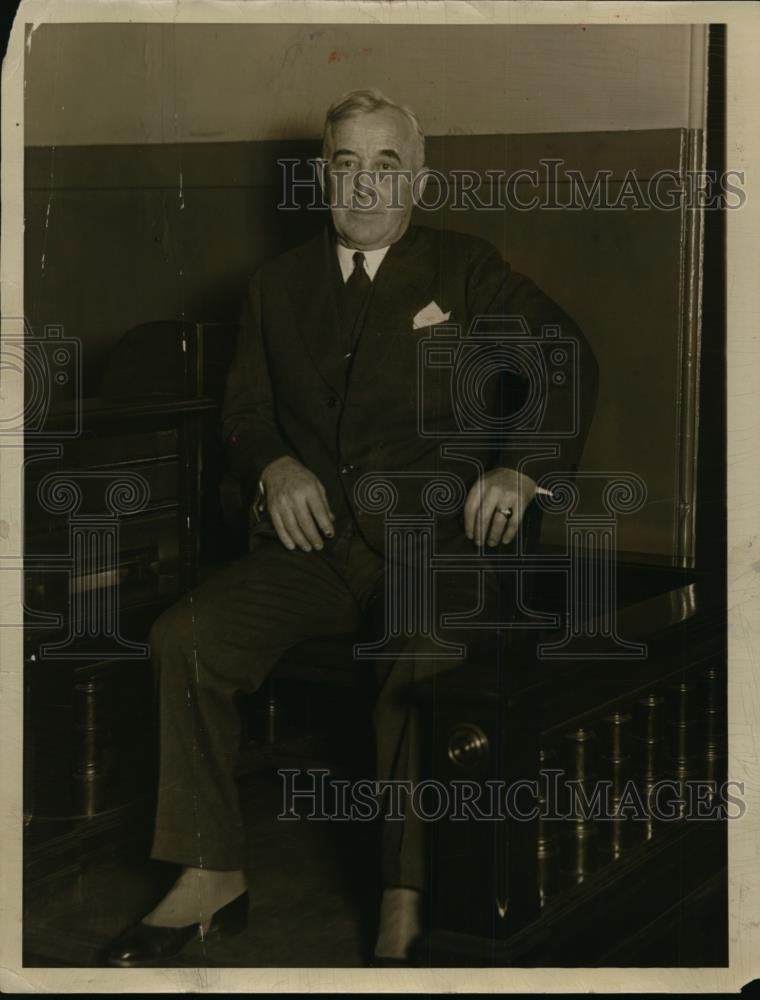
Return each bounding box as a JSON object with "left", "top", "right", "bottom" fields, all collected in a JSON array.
[
  {"left": 536, "top": 745, "right": 560, "bottom": 906},
  {"left": 633, "top": 692, "right": 666, "bottom": 843},
  {"left": 559, "top": 726, "right": 598, "bottom": 886},
  {"left": 666, "top": 680, "right": 699, "bottom": 819},
  {"left": 697, "top": 663, "right": 727, "bottom": 799},
  {"left": 600, "top": 710, "right": 633, "bottom": 860},
  {"left": 72, "top": 678, "right": 111, "bottom": 817}
]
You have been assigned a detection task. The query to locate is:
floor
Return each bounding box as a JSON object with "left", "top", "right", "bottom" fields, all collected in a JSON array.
[
  {"left": 24, "top": 686, "right": 386, "bottom": 968},
  {"left": 24, "top": 765, "right": 384, "bottom": 968}
]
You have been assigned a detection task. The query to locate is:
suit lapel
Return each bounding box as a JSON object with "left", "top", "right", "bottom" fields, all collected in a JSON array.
[
  {"left": 289, "top": 228, "right": 347, "bottom": 398},
  {"left": 352, "top": 226, "right": 439, "bottom": 360},
  {"left": 288, "top": 225, "right": 440, "bottom": 396}
]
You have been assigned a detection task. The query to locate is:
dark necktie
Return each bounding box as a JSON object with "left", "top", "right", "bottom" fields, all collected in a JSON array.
[{"left": 340, "top": 251, "right": 372, "bottom": 351}]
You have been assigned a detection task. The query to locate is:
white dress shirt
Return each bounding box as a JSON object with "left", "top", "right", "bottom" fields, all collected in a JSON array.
[{"left": 336, "top": 242, "right": 391, "bottom": 283}]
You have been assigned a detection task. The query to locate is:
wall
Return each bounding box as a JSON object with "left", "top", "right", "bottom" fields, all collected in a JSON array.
[{"left": 24, "top": 23, "right": 703, "bottom": 146}]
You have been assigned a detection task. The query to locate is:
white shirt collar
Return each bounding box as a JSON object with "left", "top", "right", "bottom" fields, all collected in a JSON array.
[{"left": 336, "top": 242, "right": 391, "bottom": 283}]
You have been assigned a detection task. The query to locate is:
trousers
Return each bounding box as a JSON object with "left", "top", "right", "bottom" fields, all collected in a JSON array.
[{"left": 148, "top": 515, "right": 503, "bottom": 891}]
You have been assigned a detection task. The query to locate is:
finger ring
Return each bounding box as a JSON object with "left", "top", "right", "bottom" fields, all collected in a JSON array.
[{"left": 498, "top": 506, "right": 513, "bottom": 518}]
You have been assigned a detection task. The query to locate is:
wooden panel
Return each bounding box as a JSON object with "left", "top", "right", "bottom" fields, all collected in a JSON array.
[{"left": 24, "top": 131, "right": 683, "bottom": 188}]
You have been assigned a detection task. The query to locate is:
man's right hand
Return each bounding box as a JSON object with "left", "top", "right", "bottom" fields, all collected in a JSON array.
[{"left": 259, "top": 456, "right": 335, "bottom": 552}]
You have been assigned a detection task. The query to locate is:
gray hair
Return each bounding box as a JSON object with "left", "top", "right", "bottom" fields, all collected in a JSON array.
[{"left": 321, "top": 88, "right": 425, "bottom": 168}]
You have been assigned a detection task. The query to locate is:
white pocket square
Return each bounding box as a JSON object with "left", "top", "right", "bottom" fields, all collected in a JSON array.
[{"left": 413, "top": 301, "right": 451, "bottom": 330}]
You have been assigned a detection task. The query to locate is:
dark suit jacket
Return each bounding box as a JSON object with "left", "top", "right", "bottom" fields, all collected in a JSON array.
[{"left": 222, "top": 223, "right": 598, "bottom": 554}]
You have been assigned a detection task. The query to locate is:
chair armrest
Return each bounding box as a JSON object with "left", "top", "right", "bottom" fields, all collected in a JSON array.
[{"left": 218, "top": 473, "right": 251, "bottom": 535}]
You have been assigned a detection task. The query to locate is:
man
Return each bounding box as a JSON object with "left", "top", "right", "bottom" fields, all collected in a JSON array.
[{"left": 106, "top": 89, "right": 597, "bottom": 967}]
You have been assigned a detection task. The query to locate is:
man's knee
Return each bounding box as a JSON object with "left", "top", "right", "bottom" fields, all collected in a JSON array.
[
  {"left": 148, "top": 595, "right": 233, "bottom": 707},
  {"left": 148, "top": 587, "right": 279, "bottom": 696}
]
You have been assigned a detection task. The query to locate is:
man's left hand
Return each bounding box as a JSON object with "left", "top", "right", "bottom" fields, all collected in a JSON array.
[{"left": 463, "top": 467, "right": 537, "bottom": 547}]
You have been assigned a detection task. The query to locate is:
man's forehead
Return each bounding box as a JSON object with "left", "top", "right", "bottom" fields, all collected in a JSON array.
[{"left": 330, "top": 107, "right": 415, "bottom": 148}]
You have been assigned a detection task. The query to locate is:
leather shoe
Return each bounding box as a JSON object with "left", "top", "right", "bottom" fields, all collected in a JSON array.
[{"left": 104, "top": 890, "right": 249, "bottom": 967}]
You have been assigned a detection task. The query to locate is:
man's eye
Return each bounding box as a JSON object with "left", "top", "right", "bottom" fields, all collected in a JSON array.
[{"left": 340, "top": 159, "right": 356, "bottom": 169}]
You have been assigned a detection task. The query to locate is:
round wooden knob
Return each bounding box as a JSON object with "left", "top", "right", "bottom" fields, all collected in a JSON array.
[{"left": 447, "top": 723, "right": 489, "bottom": 768}]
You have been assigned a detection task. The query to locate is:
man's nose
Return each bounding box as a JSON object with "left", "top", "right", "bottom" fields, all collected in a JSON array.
[{"left": 350, "top": 169, "right": 383, "bottom": 208}]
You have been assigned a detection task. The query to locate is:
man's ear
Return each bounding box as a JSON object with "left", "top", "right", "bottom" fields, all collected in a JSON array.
[{"left": 412, "top": 166, "right": 432, "bottom": 206}]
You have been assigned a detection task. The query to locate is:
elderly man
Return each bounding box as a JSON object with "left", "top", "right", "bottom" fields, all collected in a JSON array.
[{"left": 106, "top": 89, "right": 597, "bottom": 967}]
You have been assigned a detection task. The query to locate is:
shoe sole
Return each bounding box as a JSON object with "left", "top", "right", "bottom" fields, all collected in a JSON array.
[{"left": 104, "top": 914, "right": 247, "bottom": 968}]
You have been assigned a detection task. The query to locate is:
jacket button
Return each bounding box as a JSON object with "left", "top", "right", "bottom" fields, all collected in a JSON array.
[
  {"left": 326, "top": 395, "right": 338, "bottom": 408},
  {"left": 340, "top": 464, "right": 355, "bottom": 475}
]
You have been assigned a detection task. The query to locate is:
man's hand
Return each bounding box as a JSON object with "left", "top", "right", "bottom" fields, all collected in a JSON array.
[
  {"left": 259, "top": 456, "right": 335, "bottom": 552},
  {"left": 463, "top": 467, "right": 537, "bottom": 547}
]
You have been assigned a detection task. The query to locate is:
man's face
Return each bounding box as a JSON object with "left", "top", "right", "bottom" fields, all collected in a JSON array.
[{"left": 323, "top": 107, "right": 426, "bottom": 251}]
